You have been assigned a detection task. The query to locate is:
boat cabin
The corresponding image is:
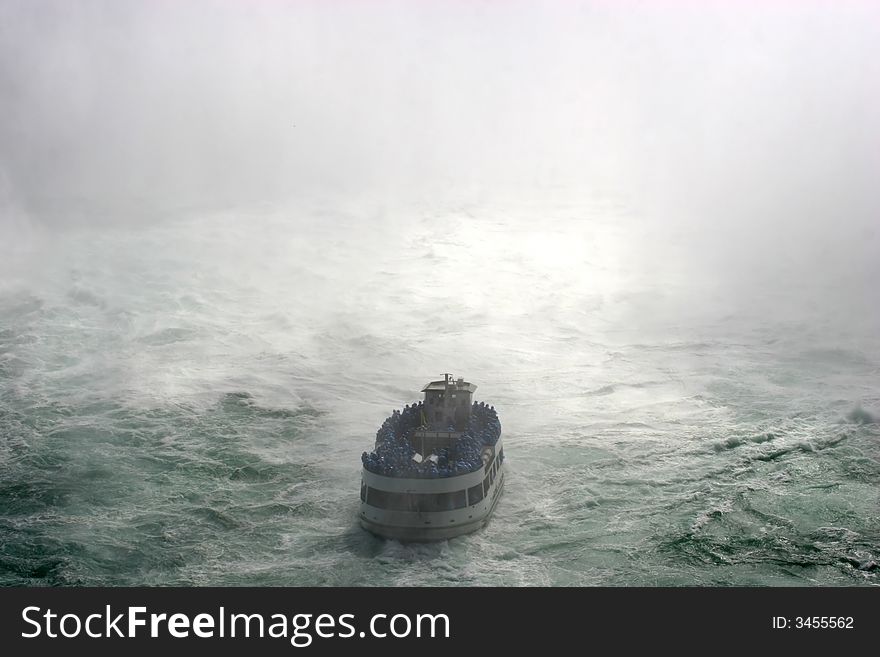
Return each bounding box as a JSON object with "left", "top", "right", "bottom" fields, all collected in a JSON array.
[
  {"left": 412, "top": 373, "right": 478, "bottom": 454},
  {"left": 421, "top": 373, "right": 476, "bottom": 430}
]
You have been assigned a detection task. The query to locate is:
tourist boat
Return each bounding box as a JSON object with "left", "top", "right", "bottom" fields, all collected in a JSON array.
[{"left": 359, "top": 374, "right": 504, "bottom": 541}]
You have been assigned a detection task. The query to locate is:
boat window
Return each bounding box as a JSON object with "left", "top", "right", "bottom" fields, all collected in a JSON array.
[
  {"left": 366, "top": 488, "right": 409, "bottom": 511},
  {"left": 483, "top": 475, "right": 490, "bottom": 497},
  {"left": 414, "top": 490, "right": 467, "bottom": 512},
  {"left": 360, "top": 480, "right": 366, "bottom": 502},
  {"left": 366, "top": 488, "right": 469, "bottom": 512},
  {"left": 468, "top": 484, "right": 483, "bottom": 505}
]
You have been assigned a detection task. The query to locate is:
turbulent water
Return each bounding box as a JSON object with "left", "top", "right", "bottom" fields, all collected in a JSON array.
[{"left": 1, "top": 197, "right": 878, "bottom": 586}]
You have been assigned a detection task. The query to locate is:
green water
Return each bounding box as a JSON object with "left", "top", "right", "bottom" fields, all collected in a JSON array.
[{"left": 1, "top": 201, "right": 878, "bottom": 585}]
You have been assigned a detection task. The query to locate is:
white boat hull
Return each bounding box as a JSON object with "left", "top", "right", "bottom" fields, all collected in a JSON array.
[{"left": 359, "top": 438, "right": 504, "bottom": 541}]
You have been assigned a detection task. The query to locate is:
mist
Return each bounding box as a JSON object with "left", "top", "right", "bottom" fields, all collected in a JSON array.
[
  {"left": 1, "top": 3, "right": 876, "bottom": 197},
  {"left": 0, "top": 1, "right": 877, "bottom": 353}
]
